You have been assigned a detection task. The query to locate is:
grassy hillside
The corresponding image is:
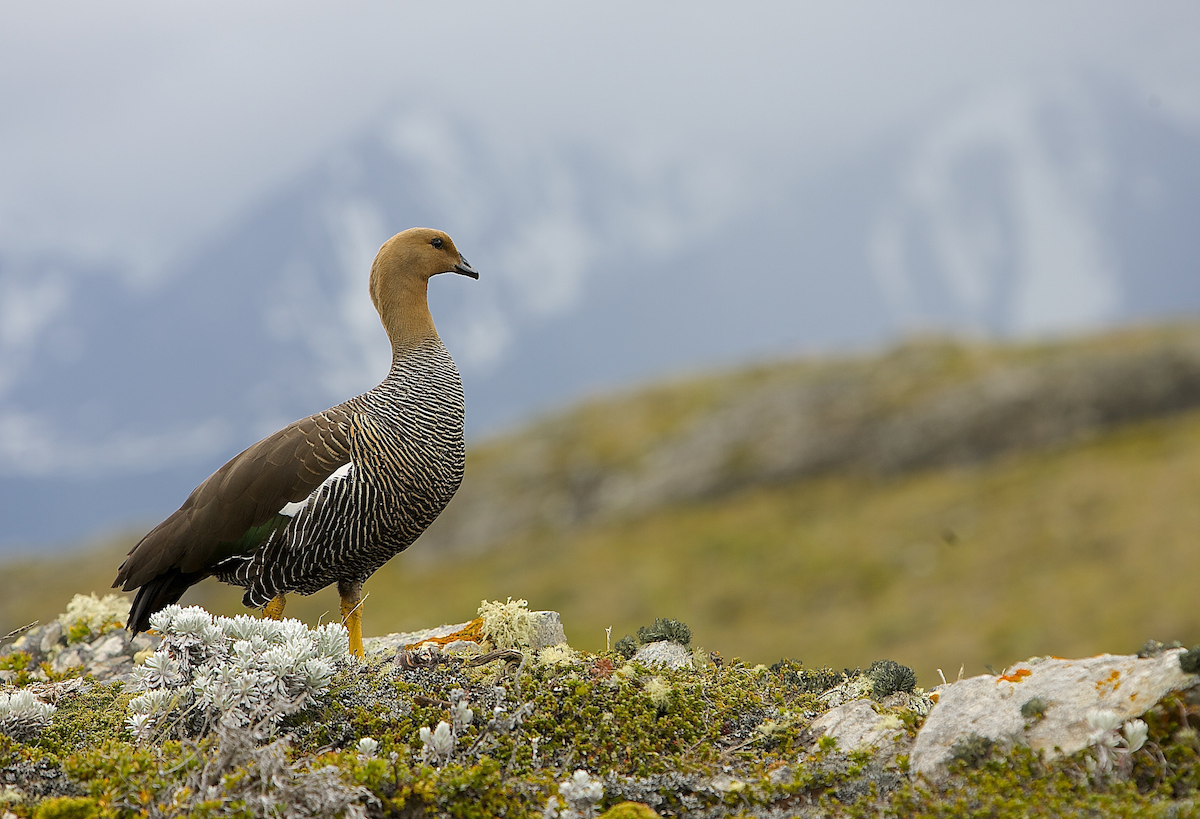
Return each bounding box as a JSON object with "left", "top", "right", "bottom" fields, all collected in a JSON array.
[{"left": 5, "top": 326, "right": 1200, "bottom": 688}]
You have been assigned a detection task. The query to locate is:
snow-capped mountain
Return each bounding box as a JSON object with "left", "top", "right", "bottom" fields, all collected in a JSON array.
[{"left": 1, "top": 77, "right": 1197, "bottom": 551}]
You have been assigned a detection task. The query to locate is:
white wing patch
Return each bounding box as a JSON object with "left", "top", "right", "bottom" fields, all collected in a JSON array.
[
  {"left": 278, "top": 462, "right": 354, "bottom": 517},
  {"left": 279, "top": 500, "right": 306, "bottom": 518}
]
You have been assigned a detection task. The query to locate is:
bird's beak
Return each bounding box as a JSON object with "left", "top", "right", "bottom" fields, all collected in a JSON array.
[{"left": 453, "top": 257, "right": 479, "bottom": 279}]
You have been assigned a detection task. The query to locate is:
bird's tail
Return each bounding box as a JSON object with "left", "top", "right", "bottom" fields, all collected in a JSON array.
[{"left": 126, "top": 569, "right": 201, "bottom": 633}]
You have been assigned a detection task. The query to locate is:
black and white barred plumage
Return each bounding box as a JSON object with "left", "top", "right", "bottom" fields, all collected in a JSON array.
[{"left": 219, "top": 339, "right": 466, "bottom": 605}]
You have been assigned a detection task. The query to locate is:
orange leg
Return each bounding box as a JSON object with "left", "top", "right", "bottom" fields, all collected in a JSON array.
[
  {"left": 339, "top": 580, "right": 364, "bottom": 659},
  {"left": 263, "top": 594, "right": 287, "bottom": 620}
]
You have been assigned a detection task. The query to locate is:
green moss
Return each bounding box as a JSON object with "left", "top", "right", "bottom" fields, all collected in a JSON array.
[
  {"left": 31, "top": 796, "right": 101, "bottom": 819},
  {"left": 598, "top": 803, "right": 660, "bottom": 819},
  {"left": 34, "top": 686, "right": 134, "bottom": 758},
  {"left": 947, "top": 734, "right": 996, "bottom": 770},
  {"left": 881, "top": 745, "right": 1199, "bottom": 819},
  {"left": 866, "top": 660, "right": 916, "bottom": 699},
  {"left": 614, "top": 636, "right": 638, "bottom": 660},
  {"left": 1021, "top": 696, "right": 1049, "bottom": 721},
  {"left": 770, "top": 659, "right": 848, "bottom": 699},
  {"left": 635, "top": 618, "right": 692, "bottom": 648}
]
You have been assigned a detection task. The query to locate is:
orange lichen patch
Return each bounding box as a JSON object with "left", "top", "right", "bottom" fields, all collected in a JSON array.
[
  {"left": 405, "top": 617, "right": 485, "bottom": 649},
  {"left": 930, "top": 692, "right": 939, "bottom": 703},
  {"left": 1095, "top": 669, "right": 1122, "bottom": 694},
  {"left": 998, "top": 668, "right": 1032, "bottom": 683}
]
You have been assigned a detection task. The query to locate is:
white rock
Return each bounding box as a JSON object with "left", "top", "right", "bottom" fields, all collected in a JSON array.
[
  {"left": 52, "top": 649, "right": 84, "bottom": 674},
  {"left": 911, "top": 650, "right": 1199, "bottom": 779},
  {"left": 39, "top": 622, "right": 64, "bottom": 653},
  {"left": 442, "top": 640, "right": 483, "bottom": 656},
  {"left": 364, "top": 621, "right": 473, "bottom": 655},
  {"left": 527, "top": 611, "right": 567, "bottom": 650},
  {"left": 632, "top": 641, "right": 692, "bottom": 669},
  {"left": 90, "top": 634, "right": 127, "bottom": 664},
  {"left": 363, "top": 610, "right": 567, "bottom": 656},
  {"left": 809, "top": 699, "right": 905, "bottom": 753}
]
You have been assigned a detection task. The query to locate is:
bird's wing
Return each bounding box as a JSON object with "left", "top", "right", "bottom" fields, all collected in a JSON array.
[{"left": 113, "top": 407, "right": 353, "bottom": 591}]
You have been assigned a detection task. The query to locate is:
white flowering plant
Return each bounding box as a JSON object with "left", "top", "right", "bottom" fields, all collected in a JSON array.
[
  {"left": 126, "top": 605, "right": 348, "bottom": 742},
  {"left": 544, "top": 769, "right": 604, "bottom": 819},
  {"left": 1085, "top": 708, "right": 1149, "bottom": 779}
]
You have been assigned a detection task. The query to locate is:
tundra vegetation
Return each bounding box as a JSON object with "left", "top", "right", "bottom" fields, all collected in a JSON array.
[{"left": 2, "top": 597, "right": 1200, "bottom": 817}]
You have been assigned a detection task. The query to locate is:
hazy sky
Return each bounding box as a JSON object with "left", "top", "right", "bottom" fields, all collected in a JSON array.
[{"left": 2, "top": 2, "right": 1197, "bottom": 280}]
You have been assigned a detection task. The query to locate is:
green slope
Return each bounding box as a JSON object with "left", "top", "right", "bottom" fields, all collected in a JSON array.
[{"left": 5, "top": 326, "right": 1200, "bottom": 690}]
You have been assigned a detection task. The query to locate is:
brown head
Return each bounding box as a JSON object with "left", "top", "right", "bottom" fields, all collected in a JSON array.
[{"left": 369, "top": 227, "right": 478, "bottom": 350}]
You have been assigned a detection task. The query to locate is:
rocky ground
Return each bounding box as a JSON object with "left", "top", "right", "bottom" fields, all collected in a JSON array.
[{"left": 3, "top": 596, "right": 1200, "bottom": 817}]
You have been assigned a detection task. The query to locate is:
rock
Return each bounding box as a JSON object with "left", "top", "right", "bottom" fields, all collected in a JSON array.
[
  {"left": 364, "top": 621, "right": 474, "bottom": 655},
  {"left": 911, "top": 650, "right": 1200, "bottom": 779},
  {"left": 51, "top": 649, "right": 84, "bottom": 675},
  {"left": 89, "top": 634, "right": 128, "bottom": 664},
  {"left": 131, "top": 633, "right": 159, "bottom": 653},
  {"left": 441, "top": 640, "right": 483, "bottom": 657},
  {"left": 809, "top": 699, "right": 905, "bottom": 753},
  {"left": 632, "top": 641, "right": 692, "bottom": 670},
  {"left": 39, "top": 623, "right": 63, "bottom": 654},
  {"left": 527, "top": 611, "right": 567, "bottom": 650},
  {"left": 364, "top": 610, "right": 566, "bottom": 656},
  {"left": 5, "top": 632, "right": 39, "bottom": 660}
]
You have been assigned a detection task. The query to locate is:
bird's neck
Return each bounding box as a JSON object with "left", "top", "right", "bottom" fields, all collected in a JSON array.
[{"left": 380, "top": 276, "right": 440, "bottom": 361}]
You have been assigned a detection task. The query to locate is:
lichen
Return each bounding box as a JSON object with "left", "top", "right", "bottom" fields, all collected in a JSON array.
[
  {"left": 478, "top": 597, "right": 537, "bottom": 650},
  {"left": 56, "top": 593, "right": 128, "bottom": 644}
]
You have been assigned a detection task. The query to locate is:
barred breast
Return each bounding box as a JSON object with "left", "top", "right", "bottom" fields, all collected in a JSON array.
[{"left": 220, "top": 338, "right": 466, "bottom": 605}]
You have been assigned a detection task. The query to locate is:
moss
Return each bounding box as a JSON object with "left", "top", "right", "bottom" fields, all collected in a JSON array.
[
  {"left": 33, "top": 686, "right": 133, "bottom": 758},
  {"left": 635, "top": 618, "right": 692, "bottom": 648},
  {"left": 770, "top": 659, "right": 848, "bottom": 699},
  {"left": 598, "top": 802, "right": 661, "bottom": 819},
  {"left": 881, "top": 744, "right": 1200, "bottom": 818},
  {"left": 614, "top": 636, "right": 638, "bottom": 660},
  {"left": 947, "top": 733, "right": 996, "bottom": 770},
  {"left": 477, "top": 598, "right": 536, "bottom": 650},
  {"left": 1180, "top": 646, "right": 1200, "bottom": 674},
  {"left": 16, "top": 595, "right": 1200, "bottom": 817},
  {"left": 866, "top": 660, "right": 916, "bottom": 699},
  {"left": 1021, "top": 696, "right": 1049, "bottom": 721},
  {"left": 31, "top": 796, "right": 101, "bottom": 819},
  {"left": 0, "top": 651, "right": 37, "bottom": 686}
]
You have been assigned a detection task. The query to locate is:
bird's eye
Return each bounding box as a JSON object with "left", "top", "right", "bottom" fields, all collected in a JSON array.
[{"left": 431, "top": 237, "right": 444, "bottom": 249}]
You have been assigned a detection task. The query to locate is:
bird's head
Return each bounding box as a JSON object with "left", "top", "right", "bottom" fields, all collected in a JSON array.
[{"left": 369, "top": 227, "right": 478, "bottom": 346}]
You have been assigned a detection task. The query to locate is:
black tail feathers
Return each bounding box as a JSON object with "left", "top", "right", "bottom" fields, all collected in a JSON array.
[{"left": 126, "top": 569, "right": 204, "bottom": 633}]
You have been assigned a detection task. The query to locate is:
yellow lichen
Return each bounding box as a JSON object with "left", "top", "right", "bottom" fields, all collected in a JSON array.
[
  {"left": 645, "top": 676, "right": 671, "bottom": 709},
  {"left": 537, "top": 643, "right": 579, "bottom": 666},
  {"left": 477, "top": 597, "right": 536, "bottom": 650},
  {"left": 57, "top": 593, "right": 128, "bottom": 642}
]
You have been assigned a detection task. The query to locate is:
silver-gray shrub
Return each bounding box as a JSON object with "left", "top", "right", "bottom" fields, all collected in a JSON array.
[
  {"left": 127, "top": 605, "right": 348, "bottom": 742},
  {"left": 0, "top": 689, "right": 56, "bottom": 740}
]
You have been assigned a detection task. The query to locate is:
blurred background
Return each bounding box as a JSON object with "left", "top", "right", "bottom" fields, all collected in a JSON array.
[{"left": 2, "top": 2, "right": 1200, "bottom": 684}]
